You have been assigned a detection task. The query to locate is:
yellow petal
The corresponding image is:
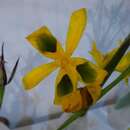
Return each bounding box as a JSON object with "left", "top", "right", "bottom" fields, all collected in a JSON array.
[
  {"left": 72, "top": 57, "right": 102, "bottom": 83},
  {"left": 74, "top": 59, "right": 107, "bottom": 84},
  {"left": 66, "top": 65, "right": 78, "bottom": 90},
  {"left": 54, "top": 66, "right": 78, "bottom": 105},
  {"left": 23, "top": 62, "right": 58, "bottom": 90},
  {"left": 71, "top": 57, "right": 87, "bottom": 66},
  {"left": 89, "top": 41, "right": 104, "bottom": 67},
  {"left": 26, "top": 26, "right": 64, "bottom": 59},
  {"left": 87, "top": 84, "right": 101, "bottom": 104},
  {"left": 90, "top": 63, "right": 107, "bottom": 85},
  {"left": 71, "top": 57, "right": 87, "bottom": 80},
  {"left": 76, "top": 61, "right": 97, "bottom": 83},
  {"left": 65, "top": 8, "right": 87, "bottom": 55},
  {"left": 54, "top": 69, "right": 69, "bottom": 104},
  {"left": 61, "top": 87, "right": 93, "bottom": 112}
]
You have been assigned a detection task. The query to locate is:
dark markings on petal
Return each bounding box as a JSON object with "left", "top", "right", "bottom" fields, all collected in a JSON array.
[
  {"left": 57, "top": 75, "right": 73, "bottom": 97},
  {"left": 76, "top": 62, "right": 97, "bottom": 83},
  {"left": 37, "top": 35, "right": 57, "bottom": 52}
]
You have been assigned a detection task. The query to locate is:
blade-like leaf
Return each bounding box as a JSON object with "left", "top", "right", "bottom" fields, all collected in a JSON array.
[
  {"left": 7, "top": 58, "right": 20, "bottom": 84},
  {"left": 0, "top": 85, "right": 4, "bottom": 108},
  {"left": 1, "top": 43, "right": 7, "bottom": 85},
  {"left": 102, "top": 34, "right": 130, "bottom": 86},
  {"left": 1, "top": 42, "right": 5, "bottom": 61}
]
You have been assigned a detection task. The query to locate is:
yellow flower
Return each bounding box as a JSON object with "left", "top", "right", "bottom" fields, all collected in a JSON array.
[
  {"left": 23, "top": 8, "right": 107, "bottom": 106},
  {"left": 90, "top": 41, "right": 130, "bottom": 84}
]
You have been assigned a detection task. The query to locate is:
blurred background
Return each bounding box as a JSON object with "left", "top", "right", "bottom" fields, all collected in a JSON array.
[{"left": 0, "top": 0, "right": 130, "bottom": 129}]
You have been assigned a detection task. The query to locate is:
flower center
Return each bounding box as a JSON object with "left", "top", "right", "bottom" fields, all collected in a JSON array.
[{"left": 56, "top": 52, "right": 73, "bottom": 70}]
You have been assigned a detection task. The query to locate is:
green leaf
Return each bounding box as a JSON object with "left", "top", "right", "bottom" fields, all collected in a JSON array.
[
  {"left": 76, "top": 62, "right": 97, "bottom": 83},
  {"left": 7, "top": 58, "right": 20, "bottom": 84},
  {"left": 1, "top": 43, "right": 7, "bottom": 85},
  {"left": 57, "top": 75, "right": 73, "bottom": 97},
  {"left": 102, "top": 34, "right": 130, "bottom": 86},
  {"left": 0, "top": 85, "right": 4, "bottom": 108}
]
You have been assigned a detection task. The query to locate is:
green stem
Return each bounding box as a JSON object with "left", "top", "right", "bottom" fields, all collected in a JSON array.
[
  {"left": 56, "top": 109, "right": 87, "bottom": 130},
  {"left": 101, "top": 65, "right": 130, "bottom": 98}
]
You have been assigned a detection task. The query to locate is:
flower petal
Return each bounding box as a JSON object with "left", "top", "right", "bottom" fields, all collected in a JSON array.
[
  {"left": 71, "top": 57, "right": 87, "bottom": 66},
  {"left": 76, "top": 61, "right": 97, "bottom": 83},
  {"left": 65, "top": 8, "right": 87, "bottom": 55},
  {"left": 73, "top": 58, "right": 106, "bottom": 85},
  {"left": 54, "top": 67, "right": 78, "bottom": 105},
  {"left": 80, "top": 87, "right": 92, "bottom": 108},
  {"left": 76, "top": 61, "right": 107, "bottom": 85},
  {"left": 26, "top": 26, "right": 64, "bottom": 59},
  {"left": 89, "top": 41, "right": 104, "bottom": 67},
  {"left": 61, "top": 91, "right": 83, "bottom": 112},
  {"left": 23, "top": 62, "right": 58, "bottom": 90},
  {"left": 60, "top": 87, "right": 93, "bottom": 112},
  {"left": 91, "top": 63, "right": 107, "bottom": 85},
  {"left": 66, "top": 65, "right": 78, "bottom": 90},
  {"left": 54, "top": 69, "right": 72, "bottom": 104}
]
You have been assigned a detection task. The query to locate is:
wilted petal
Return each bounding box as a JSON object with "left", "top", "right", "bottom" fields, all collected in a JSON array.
[
  {"left": 87, "top": 84, "right": 101, "bottom": 104},
  {"left": 60, "top": 87, "right": 93, "bottom": 112}
]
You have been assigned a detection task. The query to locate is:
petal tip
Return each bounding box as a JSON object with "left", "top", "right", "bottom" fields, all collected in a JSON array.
[{"left": 22, "top": 76, "right": 32, "bottom": 90}]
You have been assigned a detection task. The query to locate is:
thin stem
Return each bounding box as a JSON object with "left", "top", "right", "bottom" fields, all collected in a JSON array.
[
  {"left": 101, "top": 65, "right": 130, "bottom": 98},
  {"left": 56, "top": 109, "right": 87, "bottom": 130}
]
